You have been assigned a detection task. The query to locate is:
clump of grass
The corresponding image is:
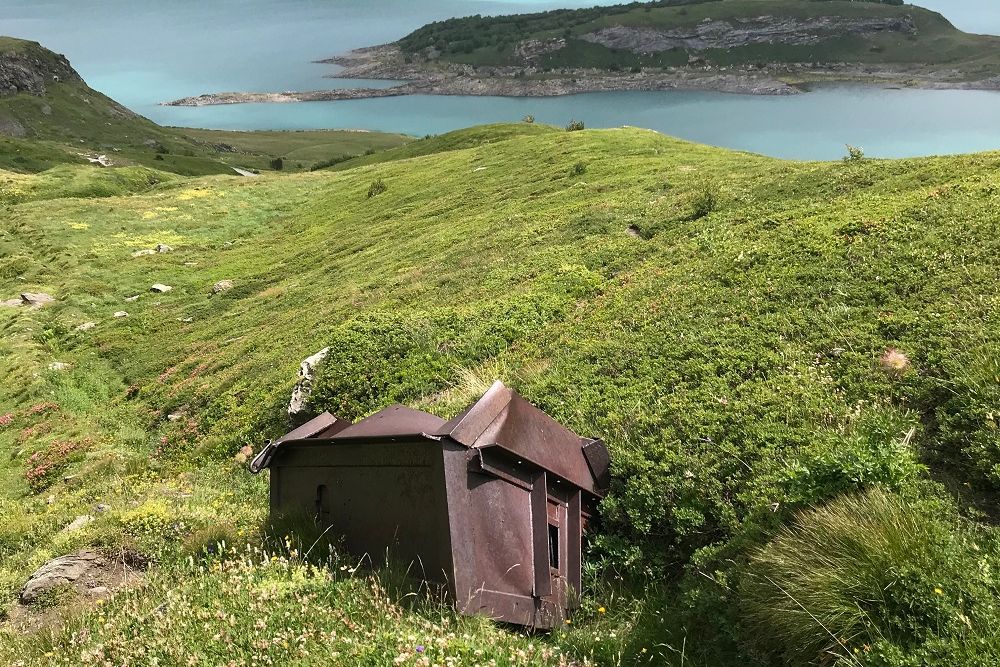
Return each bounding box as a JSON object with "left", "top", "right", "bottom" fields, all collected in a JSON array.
[
  {"left": 570, "top": 161, "right": 587, "bottom": 177},
  {"left": 741, "top": 488, "right": 995, "bottom": 665},
  {"left": 690, "top": 188, "right": 717, "bottom": 219},
  {"left": 367, "top": 178, "right": 388, "bottom": 198},
  {"left": 566, "top": 120, "right": 585, "bottom": 132}
]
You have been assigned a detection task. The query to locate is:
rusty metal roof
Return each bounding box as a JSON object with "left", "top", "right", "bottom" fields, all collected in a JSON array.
[
  {"left": 331, "top": 404, "right": 446, "bottom": 440},
  {"left": 436, "top": 381, "right": 606, "bottom": 497},
  {"left": 253, "top": 381, "right": 609, "bottom": 497},
  {"left": 249, "top": 412, "right": 350, "bottom": 473}
]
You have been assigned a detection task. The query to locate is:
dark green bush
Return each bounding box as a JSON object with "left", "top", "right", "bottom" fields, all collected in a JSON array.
[
  {"left": 367, "top": 178, "right": 388, "bottom": 198},
  {"left": 566, "top": 120, "right": 585, "bottom": 132}
]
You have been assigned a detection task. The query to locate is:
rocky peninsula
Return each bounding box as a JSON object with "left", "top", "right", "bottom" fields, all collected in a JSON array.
[{"left": 163, "top": 7, "right": 1000, "bottom": 107}]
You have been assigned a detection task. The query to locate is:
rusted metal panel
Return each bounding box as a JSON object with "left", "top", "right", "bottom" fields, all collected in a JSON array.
[
  {"left": 531, "top": 472, "right": 552, "bottom": 598},
  {"left": 567, "top": 491, "right": 582, "bottom": 607}
]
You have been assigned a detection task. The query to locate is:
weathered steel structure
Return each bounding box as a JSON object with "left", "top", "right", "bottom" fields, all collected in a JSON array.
[{"left": 250, "top": 381, "right": 609, "bottom": 628}]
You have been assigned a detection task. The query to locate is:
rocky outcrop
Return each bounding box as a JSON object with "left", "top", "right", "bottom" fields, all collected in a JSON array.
[
  {"left": 580, "top": 15, "right": 917, "bottom": 53},
  {"left": 0, "top": 41, "right": 81, "bottom": 97},
  {"left": 288, "top": 347, "right": 330, "bottom": 420}
]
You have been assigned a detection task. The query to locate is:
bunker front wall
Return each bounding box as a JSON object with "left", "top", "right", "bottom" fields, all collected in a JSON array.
[
  {"left": 442, "top": 443, "right": 589, "bottom": 628},
  {"left": 269, "top": 439, "right": 455, "bottom": 586}
]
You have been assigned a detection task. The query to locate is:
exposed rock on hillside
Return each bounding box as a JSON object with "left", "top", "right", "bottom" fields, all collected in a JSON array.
[
  {"left": 580, "top": 16, "right": 917, "bottom": 53},
  {"left": 0, "top": 42, "right": 81, "bottom": 97}
]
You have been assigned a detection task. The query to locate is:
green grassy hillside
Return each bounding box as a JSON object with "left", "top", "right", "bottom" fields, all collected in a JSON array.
[
  {"left": 1, "top": 123, "right": 1000, "bottom": 665},
  {"left": 0, "top": 38, "right": 410, "bottom": 176},
  {"left": 400, "top": 0, "right": 1000, "bottom": 77}
]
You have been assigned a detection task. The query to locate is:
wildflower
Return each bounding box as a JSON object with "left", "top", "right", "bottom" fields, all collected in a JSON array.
[
  {"left": 934, "top": 587, "right": 944, "bottom": 595},
  {"left": 564, "top": 619, "right": 572, "bottom": 625},
  {"left": 880, "top": 348, "right": 911, "bottom": 378},
  {"left": 415, "top": 645, "right": 425, "bottom": 653},
  {"left": 597, "top": 606, "right": 606, "bottom": 614}
]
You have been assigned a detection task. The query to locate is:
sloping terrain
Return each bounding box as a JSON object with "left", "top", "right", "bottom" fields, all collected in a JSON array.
[
  {"left": 0, "top": 37, "right": 410, "bottom": 175},
  {"left": 1, "top": 123, "right": 999, "bottom": 665}
]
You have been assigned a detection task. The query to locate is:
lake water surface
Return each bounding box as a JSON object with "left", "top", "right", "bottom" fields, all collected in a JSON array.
[{"left": 6, "top": 0, "right": 1000, "bottom": 160}]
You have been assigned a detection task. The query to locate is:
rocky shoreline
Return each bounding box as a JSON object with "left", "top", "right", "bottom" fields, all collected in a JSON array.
[{"left": 162, "top": 44, "right": 1000, "bottom": 107}]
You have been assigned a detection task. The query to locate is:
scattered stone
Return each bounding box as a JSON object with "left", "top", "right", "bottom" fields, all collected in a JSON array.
[
  {"left": 21, "top": 292, "right": 54, "bottom": 307},
  {"left": 86, "top": 586, "right": 109, "bottom": 597},
  {"left": 76, "top": 322, "right": 97, "bottom": 331},
  {"left": 222, "top": 241, "right": 234, "bottom": 248},
  {"left": 131, "top": 249, "right": 156, "bottom": 258},
  {"left": 47, "top": 362, "right": 71, "bottom": 372},
  {"left": 1, "top": 298, "right": 22, "bottom": 308},
  {"left": 184, "top": 262, "right": 198, "bottom": 267},
  {"left": 177, "top": 317, "right": 194, "bottom": 323},
  {"left": 95, "top": 503, "right": 110, "bottom": 514},
  {"left": 150, "top": 284, "right": 172, "bottom": 293},
  {"left": 124, "top": 295, "right": 140, "bottom": 302},
  {"left": 167, "top": 412, "right": 184, "bottom": 422},
  {"left": 211, "top": 280, "right": 234, "bottom": 294},
  {"left": 113, "top": 311, "right": 128, "bottom": 318},
  {"left": 473, "top": 166, "right": 488, "bottom": 172},
  {"left": 288, "top": 347, "right": 330, "bottom": 420},
  {"left": 62, "top": 515, "right": 94, "bottom": 532},
  {"left": 155, "top": 244, "right": 173, "bottom": 253}
]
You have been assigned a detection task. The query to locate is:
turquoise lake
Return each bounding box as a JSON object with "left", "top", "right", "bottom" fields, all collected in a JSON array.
[{"left": 6, "top": 0, "right": 1000, "bottom": 160}]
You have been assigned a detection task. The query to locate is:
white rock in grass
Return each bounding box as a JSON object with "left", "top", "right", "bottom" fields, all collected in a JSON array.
[
  {"left": 131, "top": 249, "right": 155, "bottom": 258},
  {"left": 150, "top": 284, "right": 172, "bottom": 293},
  {"left": 76, "top": 322, "right": 97, "bottom": 332},
  {"left": 48, "top": 362, "right": 71, "bottom": 372},
  {"left": 211, "top": 280, "right": 234, "bottom": 294},
  {"left": 113, "top": 311, "right": 128, "bottom": 319},
  {"left": 62, "top": 515, "right": 94, "bottom": 532},
  {"left": 155, "top": 244, "right": 173, "bottom": 253}
]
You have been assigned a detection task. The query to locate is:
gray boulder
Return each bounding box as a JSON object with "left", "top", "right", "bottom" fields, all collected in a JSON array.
[
  {"left": 155, "top": 244, "right": 173, "bottom": 253},
  {"left": 20, "top": 551, "right": 105, "bottom": 604},
  {"left": 150, "top": 284, "right": 172, "bottom": 293},
  {"left": 21, "top": 292, "right": 54, "bottom": 307},
  {"left": 211, "top": 280, "right": 234, "bottom": 294}
]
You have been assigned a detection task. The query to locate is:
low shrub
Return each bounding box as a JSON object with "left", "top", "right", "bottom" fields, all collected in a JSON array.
[
  {"left": 690, "top": 189, "right": 717, "bottom": 219},
  {"left": 570, "top": 161, "right": 587, "bottom": 177},
  {"left": 566, "top": 120, "right": 585, "bottom": 132},
  {"left": 844, "top": 144, "right": 865, "bottom": 162},
  {"left": 24, "top": 438, "right": 90, "bottom": 492},
  {"left": 367, "top": 178, "right": 388, "bottom": 198}
]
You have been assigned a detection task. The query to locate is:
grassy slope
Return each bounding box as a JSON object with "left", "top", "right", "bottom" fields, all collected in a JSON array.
[
  {"left": 0, "top": 124, "right": 999, "bottom": 664},
  {"left": 401, "top": 0, "right": 1000, "bottom": 77},
  {"left": 0, "top": 38, "right": 411, "bottom": 176}
]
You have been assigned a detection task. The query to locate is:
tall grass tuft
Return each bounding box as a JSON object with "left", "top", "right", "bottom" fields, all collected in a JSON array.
[{"left": 740, "top": 488, "right": 989, "bottom": 665}]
